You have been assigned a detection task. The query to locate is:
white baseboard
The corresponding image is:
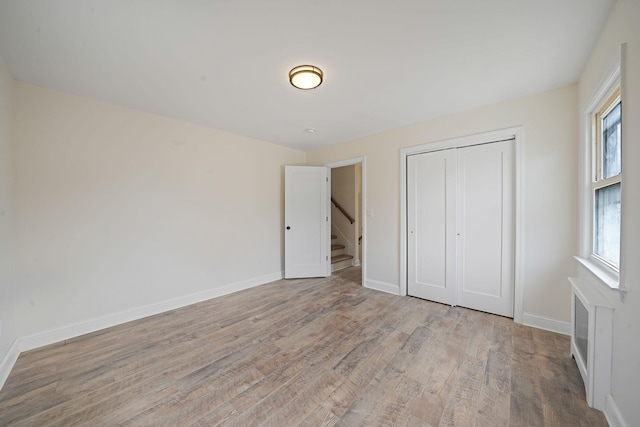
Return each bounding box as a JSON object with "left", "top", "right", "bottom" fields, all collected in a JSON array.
[
  {"left": 0, "top": 339, "right": 21, "bottom": 391},
  {"left": 1, "top": 270, "right": 283, "bottom": 391},
  {"left": 365, "top": 278, "right": 400, "bottom": 295},
  {"left": 522, "top": 313, "right": 571, "bottom": 335},
  {"left": 20, "top": 270, "right": 283, "bottom": 352},
  {"left": 605, "top": 393, "right": 629, "bottom": 427}
]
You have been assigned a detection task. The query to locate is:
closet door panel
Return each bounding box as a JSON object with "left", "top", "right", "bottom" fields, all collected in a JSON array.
[
  {"left": 457, "top": 141, "right": 514, "bottom": 317},
  {"left": 407, "top": 150, "right": 457, "bottom": 305}
]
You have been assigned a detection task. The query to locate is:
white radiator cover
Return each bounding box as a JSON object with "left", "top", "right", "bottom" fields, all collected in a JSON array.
[{"left": 569, "top": 277, "right": 614, "bottom": 411}]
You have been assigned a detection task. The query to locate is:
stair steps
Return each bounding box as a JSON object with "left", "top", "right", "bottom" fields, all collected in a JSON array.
[
  {"left": 331, "top": 244, "right": 345, "bottom": 257},
  {"left": 331, "top": 234, "right": 353, "bottom": 272}
]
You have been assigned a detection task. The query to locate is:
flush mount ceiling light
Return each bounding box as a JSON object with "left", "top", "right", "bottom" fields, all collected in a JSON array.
[{"left": 289, "top": 65, "right": 323, "bottom": 90}]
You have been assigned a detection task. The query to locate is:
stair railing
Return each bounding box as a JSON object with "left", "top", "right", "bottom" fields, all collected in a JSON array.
[{"left": 331, "top": 197, "right": 355, "bottom": 224}]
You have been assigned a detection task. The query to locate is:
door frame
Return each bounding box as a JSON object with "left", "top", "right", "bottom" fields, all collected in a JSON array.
[
  {"left": 325, "top": 157, "right": 366, "bottom": 288},
  {"left": 400, "top": 127, "right": 524, "bottom": 324}
]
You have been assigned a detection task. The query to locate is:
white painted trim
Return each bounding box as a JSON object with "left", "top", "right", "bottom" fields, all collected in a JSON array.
[
  {"left": 401, "top": 127, "right": 521, "bottom": 154},
  {"left": 324, "top": 157, "right": 364, "bottom": 169},
  {"left": 18, "top": 271, "right": 283, "bottom": 352},
  {"left": 582, "top": 49, "right": 622, "bottom": 120},
  {"left": 513, "top": 127, "right": 525, "bottom": 324},
  {"left": 0, "top": 339, "right": 21, "bottom": 391},
  {"left": 400, "top": 151, "right": 408, "bottom": 295},
  {"left": 605, "top": 394, "right": 629, "bottom": 427},
  {"left": 578, "top": 46, "right": 623, "bottom": 284},
  {"left": 522, "top": 313, "right": 572, "bottom": 335},
  {"left": 575, "top": 256, "right": 625, "bottom": 301},
  {"left": 325, "top": 157, "right": 366, "bottom": 288},
  {"left": 365, "top": 279, "right": 400, "bottom": 295},
  {"left": 1, "top": 271, "right": 283, "bottom": 390},
  {"left": 400, "top": 127, "right": 525, "bottom": 324}
]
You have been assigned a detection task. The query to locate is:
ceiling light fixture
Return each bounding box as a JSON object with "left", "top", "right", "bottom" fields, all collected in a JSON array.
[{"left": 289, "top": 65, "right": 323, "bottom": 90}]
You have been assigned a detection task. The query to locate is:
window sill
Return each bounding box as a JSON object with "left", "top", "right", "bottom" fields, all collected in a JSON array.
[{"left": 574, "top": 256, "right": 626, "bottom": 301}]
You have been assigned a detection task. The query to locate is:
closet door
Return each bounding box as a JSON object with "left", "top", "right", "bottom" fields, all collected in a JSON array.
[
  {"left": 407, "top": 140, "right": 515, "bottom": 318},
  {"left": 457, "top": 141, "right": 514, "bottom": 317},
  {"left": 407, "top": 150, "right": 457, "bottom": 305}
]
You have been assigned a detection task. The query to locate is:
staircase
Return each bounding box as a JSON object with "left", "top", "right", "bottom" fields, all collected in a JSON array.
[{"left": 331, "top": 234, "right": 353, "bottom": 272}]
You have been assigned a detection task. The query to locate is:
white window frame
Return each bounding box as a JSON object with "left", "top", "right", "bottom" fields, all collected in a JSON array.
[
  {"left": 591, "top": 88, "right": 621, "bottom": 270},
  {"left": 577, "top": 51, "right": 623, "bottom": 291}
]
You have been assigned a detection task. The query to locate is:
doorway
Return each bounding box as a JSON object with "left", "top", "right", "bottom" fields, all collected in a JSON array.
[{"left": 326, "top": 157, "right": 366, "bottom": 287}]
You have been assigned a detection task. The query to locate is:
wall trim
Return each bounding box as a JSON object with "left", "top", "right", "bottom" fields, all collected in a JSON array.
[
  {"left": 19, "top": 270, "right": 283, "bottom": 352},
  {"left": 578, "top": 46, "right": 623, "bottom": 262},
  {"left": 605, "top": 393, "right": 629, "bottom": 427},
  {"left": 365, "top": 279, "right": 400, "bottom": 295},
  {"left": 0, "top": 270, "right": 283, "bottom": 390},
  {"left": 0, "top": 339, "right": 21, "bottom": 391},
  {"left": 522, "top": 313, "right": 571, "bottom": 335}
]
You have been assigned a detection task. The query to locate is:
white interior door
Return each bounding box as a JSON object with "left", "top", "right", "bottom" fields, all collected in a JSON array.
[
  {"left": 284, "top": 166, "right": 330, "bottom": 279},
  {"left": 457, "top": 141, "right": 514, "bottom": 317},
  {"left": 407, "top": 140, "right": 514, "bottom": 317},
  {"left": 407, "top": 150, "right": 457, "bottom": 305}
]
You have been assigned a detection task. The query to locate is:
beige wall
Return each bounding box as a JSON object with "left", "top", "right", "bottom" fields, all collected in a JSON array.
[
  {"left": 577, "top": 0, "right": 640, "bottom": 423},
  {"left": 0, "top": 55, "right": 16, "bottom": 360},
  {"left": 11, "top": 82, "right": 304, "bottom": 337},
  {"left": 307, "top": 84, "right": 579, "bottom": 325}
]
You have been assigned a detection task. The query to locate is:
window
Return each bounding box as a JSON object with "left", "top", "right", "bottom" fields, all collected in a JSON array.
[{"left": 592, "top": 88, "right": 621, "bottom": 270}]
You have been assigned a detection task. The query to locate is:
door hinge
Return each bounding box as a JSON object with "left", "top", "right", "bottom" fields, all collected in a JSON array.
[
  {"left": 326, "top": 255, "right": 329, "bottom": 261},
  {"left": 326, "top": 216, "right": 328, "bottom": 221},
  {"left": 326, "top": 177, "right": 329, "bottom": 182}
]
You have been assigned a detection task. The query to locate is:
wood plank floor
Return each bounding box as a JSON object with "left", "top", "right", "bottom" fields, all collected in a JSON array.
[{"left": 0, "top": 267, "right": 607, "bottom": 426}]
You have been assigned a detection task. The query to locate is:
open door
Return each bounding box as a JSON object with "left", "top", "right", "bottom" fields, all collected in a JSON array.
[{"left": 284, "top": 166, "right": 330, "bottom": 278}]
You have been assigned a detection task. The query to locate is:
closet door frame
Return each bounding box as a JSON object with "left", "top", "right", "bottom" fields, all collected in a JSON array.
[{"left": 400, "top": 126, "right": 525, "bottom": 324}]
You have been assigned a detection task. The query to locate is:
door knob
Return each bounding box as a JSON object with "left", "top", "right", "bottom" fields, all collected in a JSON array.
[{"left": 286, "top": 226, "right": 291, "bottom": 230}]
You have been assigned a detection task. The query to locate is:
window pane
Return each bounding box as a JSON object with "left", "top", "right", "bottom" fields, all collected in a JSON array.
[
  {"left": 594, "top": 182, "right": 620, "bottom": 266},
  {"left": 602, "top": 102, "right": 621, "bottom": 178}
]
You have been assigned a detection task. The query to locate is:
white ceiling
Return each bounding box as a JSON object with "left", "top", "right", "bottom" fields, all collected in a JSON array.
[{"left": 0, "top": 0, "right": 614, "bottom": 151}]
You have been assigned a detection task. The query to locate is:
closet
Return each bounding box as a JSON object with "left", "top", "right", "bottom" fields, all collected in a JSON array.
[{"left": 407, "top": 139, "right": 514, "bottom": 317}]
